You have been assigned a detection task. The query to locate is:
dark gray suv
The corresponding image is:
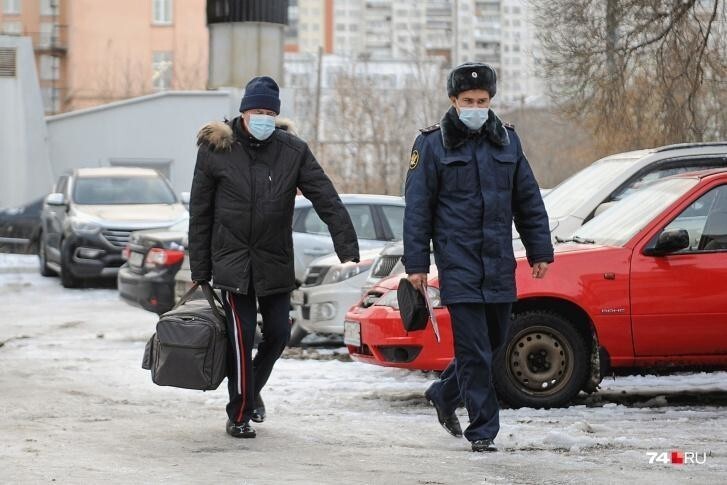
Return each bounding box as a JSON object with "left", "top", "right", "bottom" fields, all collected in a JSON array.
[{"left": 39, "top": 167, "right": 188, "bottom": 288}]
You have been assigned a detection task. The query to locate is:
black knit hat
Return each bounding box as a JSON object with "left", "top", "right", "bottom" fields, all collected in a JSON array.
[
  {"left": 447, "top": 62, "right": 497, "bottom": 98},
  {"left": 240, "top": 76, "right": 281, "bottom": 114}
]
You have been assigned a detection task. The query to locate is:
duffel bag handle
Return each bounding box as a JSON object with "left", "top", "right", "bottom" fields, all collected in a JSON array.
[{"left": 174, "top": 281, "right": 226, "bottom": 321}]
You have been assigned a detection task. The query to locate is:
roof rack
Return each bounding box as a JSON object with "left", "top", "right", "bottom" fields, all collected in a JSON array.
[{"left": 653, "top": 141, "right": 727, "bottom": 153}]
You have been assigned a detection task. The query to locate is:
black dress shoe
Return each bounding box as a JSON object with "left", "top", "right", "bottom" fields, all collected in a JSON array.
[
  {"left": 226, "top": 419, "right": 256, "bottom": 438},
  {"left": 251, "top": 394, "right": 266, "bottom": 423},
  {"left": 471, "top": 439, "right": 497, "bottom": 452},
  {"left": 424, "top": 386, "right": 463, "bottom": 438}
]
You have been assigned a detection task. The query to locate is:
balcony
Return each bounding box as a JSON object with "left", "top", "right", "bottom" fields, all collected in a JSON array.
[{"left": 26, "top": 25, "right": 69, "bottom": 54}]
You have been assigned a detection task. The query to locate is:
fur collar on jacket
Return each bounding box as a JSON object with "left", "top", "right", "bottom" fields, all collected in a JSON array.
[
  {"left": 196, "top": 117, "right": 297, "bottom": 152},
  {"left": 440, "top": 106, "right": 510, "bottom": 150}
]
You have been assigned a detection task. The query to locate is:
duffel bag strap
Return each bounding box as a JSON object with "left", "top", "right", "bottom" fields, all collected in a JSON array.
[{"left": 173, "top": 282, "right": 226, "bottom": 321}]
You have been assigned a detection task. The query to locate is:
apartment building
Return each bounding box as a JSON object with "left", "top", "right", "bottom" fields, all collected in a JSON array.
[
  {"left": 285, "top": 0, "right": 545, "bottom": 107},
  {"left": 0, "top": 0, "right": 208, "bottom": 113}
]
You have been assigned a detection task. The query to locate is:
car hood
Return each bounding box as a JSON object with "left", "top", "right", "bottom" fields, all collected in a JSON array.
[
  {"left": 512, "top": 218, "right": 560, "bottom": 241},
  {"left": 73, "top": 204, "right": 188, "bottom": 227},
  {"left": 309, "top": 247, "right": 384, "bottom": 267},
  {"left": 514, "top": 241, "right": 616, "bottom": 262}
]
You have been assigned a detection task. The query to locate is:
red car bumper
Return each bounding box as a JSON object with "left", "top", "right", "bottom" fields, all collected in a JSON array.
[{"left": 345, "top": 304, "right": 453, "bottom": 371}]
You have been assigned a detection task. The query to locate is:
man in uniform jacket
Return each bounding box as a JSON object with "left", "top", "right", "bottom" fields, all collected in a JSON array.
[
  {"left": 190, "top": 76, "right": 360, "bottom": 438},
  {"left": 403, "top": 63, "right": 553, "bottom": 452}
]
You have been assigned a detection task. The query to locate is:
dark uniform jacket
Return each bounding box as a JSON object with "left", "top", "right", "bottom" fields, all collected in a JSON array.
[
  {"left": 189, "top": 117, "right": 359, "bottom": 296},
  {"left": 403, "top": 107, "right": 553, "bottom": 305}
]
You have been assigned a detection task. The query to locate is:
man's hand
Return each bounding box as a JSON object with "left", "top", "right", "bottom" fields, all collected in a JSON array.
[
  {"left": 408, "top": 273, "right": 428, "bottom": 291},
  {"left": 532, "top": 262, "right": 549, "bottom": 279}
]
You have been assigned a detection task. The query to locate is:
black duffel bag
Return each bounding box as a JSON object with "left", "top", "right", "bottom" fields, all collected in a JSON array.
[{"left": 142, "top": 282, "right": 228, "bottom": 391}]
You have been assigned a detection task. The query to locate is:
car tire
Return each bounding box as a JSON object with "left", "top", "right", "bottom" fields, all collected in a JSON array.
[
  {"left": 38, "top": 233, "right": 57, "bottom": 277},
  {"left": 60, "top": 239, "right": 81, "bottom": 288},
  {"left": 493, "top": 311, "right": 589, "bottom": 409},
  {"left": 287, "top": 319, "right": 309, "bottom": 347}
]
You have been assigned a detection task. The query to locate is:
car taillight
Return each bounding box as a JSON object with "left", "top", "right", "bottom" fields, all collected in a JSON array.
[
  {"left": 144, "top": 248, "right": 185, "bottom": 269},
  {"left": 122, "top": 244, "right": 131, "bottom": 260}
]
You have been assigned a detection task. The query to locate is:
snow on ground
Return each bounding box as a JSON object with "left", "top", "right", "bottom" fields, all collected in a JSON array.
[{"left": 1, "top": 255, "right": 726, "bottom": 484}]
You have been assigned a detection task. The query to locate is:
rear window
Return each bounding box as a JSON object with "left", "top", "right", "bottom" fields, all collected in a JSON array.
[{"left": 73, "top": 176, "right": 177, "bottom": 205}]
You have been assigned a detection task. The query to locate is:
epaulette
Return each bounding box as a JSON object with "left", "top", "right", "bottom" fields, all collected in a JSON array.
[
  {"left": 419, "top": 123, "right": 441, "bottom": 134},
  {"left": 504, "top": 122, "right": 515, "bottom": 131}
]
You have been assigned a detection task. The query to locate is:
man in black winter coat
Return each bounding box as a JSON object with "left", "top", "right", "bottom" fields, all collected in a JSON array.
[{"left": 189, "top": 76, "right": 360, "bottom": 438}]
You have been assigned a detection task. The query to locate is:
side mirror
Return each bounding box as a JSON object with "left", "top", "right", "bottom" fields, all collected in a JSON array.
[
  {"left": 45, "top": 193, "right": 66, "bottom": 206},
  {"left": 646, "top": 229, "right": 690, "bottom": 256},
  {"left": 180, "top": 191, "right": 191, "bottom": 205}
]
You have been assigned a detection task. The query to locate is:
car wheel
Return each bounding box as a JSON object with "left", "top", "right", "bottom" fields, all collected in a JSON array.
[
  {"left": 38, "top": 232, "right": 57, "bottom": 277},
  {"left": 493, "top": 311, "right": 589, "bottom": 409},
  {"left": 60, "top": 239, "right": 80, "bottom": 288},
  {"left": 287, "top": 319, "right": 309, "bottom": 348}
]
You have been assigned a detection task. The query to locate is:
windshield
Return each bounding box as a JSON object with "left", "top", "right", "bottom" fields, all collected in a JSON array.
[
  {"left": 73, "top": 176, "right": 177, "bottom": 205},
  {"left": 571, "top": 177, "right": 699, "bottom": 247},
  {"left": 545, "top": 157, "right": 641, "bottom": 219}
]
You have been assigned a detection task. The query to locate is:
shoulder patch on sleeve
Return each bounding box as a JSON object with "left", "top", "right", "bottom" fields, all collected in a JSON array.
[
  {"left": 409, "top": 149, "right": 420, "bottom": 170},
  {"left": 419, "top": 123, "right": 441, "bottom": 134},
  {"left": 504, "top": 122, "right": 515, "bottom": 131}
]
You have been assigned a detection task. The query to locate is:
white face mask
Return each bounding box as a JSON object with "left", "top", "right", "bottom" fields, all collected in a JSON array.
[{"left": 458, "top": 107, "right": 490, "bottom": 131}]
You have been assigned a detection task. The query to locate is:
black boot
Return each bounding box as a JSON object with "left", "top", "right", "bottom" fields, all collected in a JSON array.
[
  {"left": 226, "top": 419, "right": 256, "bottom": 438},
  {"left": 251, "top": 394, "right": 266, "bottom": 423},
  {"left": 424, "top": 386, "right": 463, "bottom": 438},
  {"left": 471, "top": 438, "right": 497, "bottom": 452}
]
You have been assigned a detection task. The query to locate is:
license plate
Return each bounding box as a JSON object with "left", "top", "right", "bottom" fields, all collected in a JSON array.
[
  {"left": 129, "top": 251, "right": 144, "bottom": 267},
  {"left": 291, "top": 289, "right": 306, "bottom": 306},
  {"left": 343, "top": 321, "right": 361, "bottom": 347}
]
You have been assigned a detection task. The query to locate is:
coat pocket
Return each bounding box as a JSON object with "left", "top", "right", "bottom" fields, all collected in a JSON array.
[
  {"left": 441, "top": 156, "right": 478, "bottom": 192},
  {"left": 492, "top": 152, "right": 516, "bottom": 190}
]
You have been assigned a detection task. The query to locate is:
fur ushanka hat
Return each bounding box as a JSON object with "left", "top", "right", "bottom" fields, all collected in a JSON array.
[{"left": 447, "top": 62, "right": 497, "bottom": 98}]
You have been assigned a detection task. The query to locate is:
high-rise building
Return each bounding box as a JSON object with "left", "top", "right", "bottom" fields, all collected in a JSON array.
[
  {"left": 284, "top": 0, "right": 545, "bottom": 107},
  {"left": 286, "top": 0, "right": 333, "bottom": 54},
  {"left": 0, "top": 0, "right": 208, "bottom": 114}
]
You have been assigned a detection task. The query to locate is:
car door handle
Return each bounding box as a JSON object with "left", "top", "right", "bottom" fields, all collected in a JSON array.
[{"left": 304, "top": 248, "right": 329, "bottom": 256}]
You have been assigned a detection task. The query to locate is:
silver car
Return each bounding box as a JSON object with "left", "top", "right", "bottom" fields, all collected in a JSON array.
[{"left": 516, "top": 141, "right": 727, "bottom": 248}]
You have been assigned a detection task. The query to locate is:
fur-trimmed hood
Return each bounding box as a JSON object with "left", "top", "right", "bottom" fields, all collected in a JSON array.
[
  {"left": 440, "top": 106, "right": 509, "bottom": 150},
  {"left": 196, "top": 117, "right": 297, "bottom": 152}
]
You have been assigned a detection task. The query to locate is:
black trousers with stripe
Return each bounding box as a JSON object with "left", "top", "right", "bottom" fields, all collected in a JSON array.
[{"left": 220, "top": 287, "right": 291, "bottom": 424}]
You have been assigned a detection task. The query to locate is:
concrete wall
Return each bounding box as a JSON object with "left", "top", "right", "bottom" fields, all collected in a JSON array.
[
  {"left": 0, "top": 36, "right": 54, "bottom": 208},
  {"left": 45, "top": 90, "right": 234, "bottom": 196}
]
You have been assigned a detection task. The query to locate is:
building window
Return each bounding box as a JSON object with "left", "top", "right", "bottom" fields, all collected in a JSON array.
[
  {"left": 39, "top": 54, "right": 59, "bottom": 80},
  {"left": 2, "top": 0, "right": 21, "bottom": 14},
  {"left": 152, "top": 0, "right": 173, "bottom": 25},
  {"left": 40, "top": 0, "right": 59, "bottom": 16},
  {"left": 41, "top": 87, "right": 61, "bottom": 113},
  {"left": 1, "top": 21, "right": 22, "bottom": 34},
  {"left": 38, "top": 23, "right": 57, "bottom": 48},
  {"left": 152, "top": 51, "right": 173, "bottom": 90}
]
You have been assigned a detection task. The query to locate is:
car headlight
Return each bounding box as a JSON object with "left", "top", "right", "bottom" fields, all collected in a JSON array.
[
  {"left": 374, "top": 286, "right": 442, "bottom": 310},
  {"left": 320, "top": 260, "right": 374, "bottom": 285},
  {"left": 70, "top": 218, "right": 101, "bottom": 234}
]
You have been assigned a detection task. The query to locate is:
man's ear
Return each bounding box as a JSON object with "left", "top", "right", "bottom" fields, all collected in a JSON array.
[{"left": 449, "top": 96, "right": 459, "bottom": 110}]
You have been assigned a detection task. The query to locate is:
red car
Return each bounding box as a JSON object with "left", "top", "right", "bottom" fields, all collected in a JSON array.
[{"left": 345, "top": 169, "right": 727, "bottom": 408}]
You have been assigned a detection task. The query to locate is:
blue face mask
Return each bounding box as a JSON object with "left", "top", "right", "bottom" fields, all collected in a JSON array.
[
  {"left": 248, "top": 114, "right": 276, "bottom": 140},
  {"left": 458, "top": 107, "right": 489, "bottom": 131}
]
